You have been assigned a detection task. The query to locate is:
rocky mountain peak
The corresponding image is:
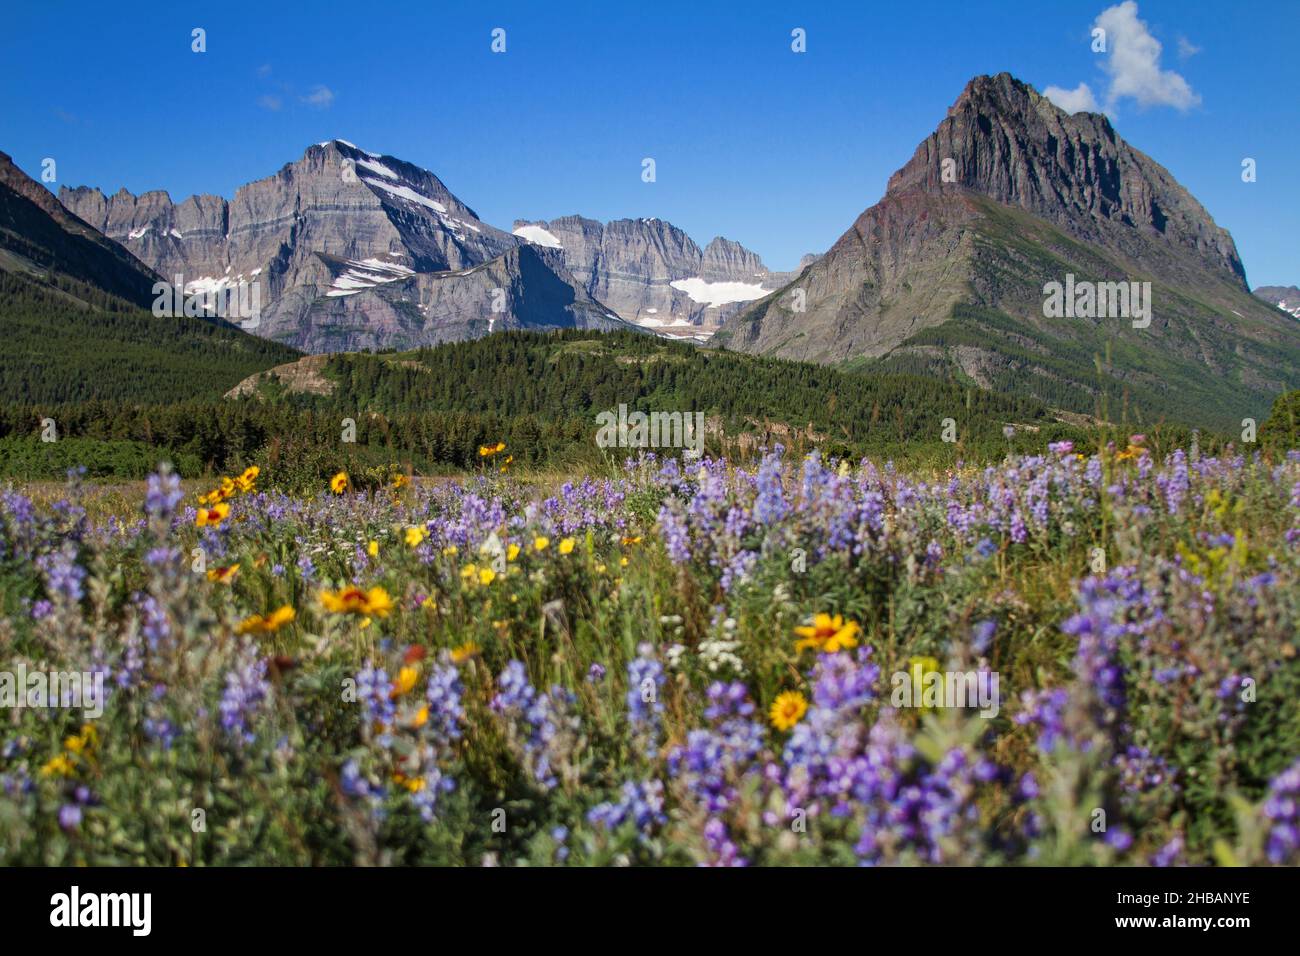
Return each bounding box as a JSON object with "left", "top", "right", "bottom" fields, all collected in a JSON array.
[
  {"left": 714, "top": 73, "right": 1296, "bottom": 428},
  {"left": 56, "top": 141, "right": 624, "bottom": 351},
  {"left": 885, "top": 72, "right": 1245, "bottom": 284}
]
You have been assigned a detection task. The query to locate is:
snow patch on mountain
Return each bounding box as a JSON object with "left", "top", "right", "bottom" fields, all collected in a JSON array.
[
  {"left": 326, "top": 257, "right": 417, "bottom": 298},
  {"left": 513, "top": 224, "right": 563, "bottom": 248},
  {"left": 669, "top": 277, "right": 768, "bottom": 308},
  {"left": 362, "top": 177, "right": 449, "bottom": 214}
]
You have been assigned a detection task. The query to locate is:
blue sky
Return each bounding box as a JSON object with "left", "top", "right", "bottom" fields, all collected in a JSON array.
[{"left": 2, "top": 0, "right": 1296, "bottom": 284}]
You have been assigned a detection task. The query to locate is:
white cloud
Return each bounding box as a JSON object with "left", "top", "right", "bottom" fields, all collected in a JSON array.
[
  {"left": 1048, "top": 2, "right": 1200, "bottom": 117},
  {"left": 1095, "top": 1, "right": 1200, "bottom": 111},
  {"left": 301, "top": 85, "right": 335, "bottom": 109},
  {"left": 1044, "top": 82, "right": 1100, "bottom": 114},
  {"left": 257, "top": 94, "right": 283, "bottom": 112}
]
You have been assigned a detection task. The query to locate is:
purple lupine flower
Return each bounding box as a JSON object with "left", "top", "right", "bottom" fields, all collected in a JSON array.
[
  {"left": 36, "top": 543, "right": 86, "bottom": 604},
  {"left": 587, "top": 778, "right": 667, "bottom": 841},
  {"left": 144, "top": 466, "right": 184, "bottom": 525},
  {"left": 492, "top": 661, "right": 573, "bottom": 790},
  {"left": 1262, "top": 759, "right": 1300, "bottom": 864},
  {"left": 219, "top": 649, "right": 270, "bottom": 746},
  {"left": 425, "top": 661, "right": 464, "bottom": 742},
  {"left": 58, "top": 804, "right": 82, "bottom": 830},
  {"left": 626, "top": 644, "right": 665, "bottom": 748}
]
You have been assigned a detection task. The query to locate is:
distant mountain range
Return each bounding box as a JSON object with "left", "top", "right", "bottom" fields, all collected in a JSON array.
[
  {"left": 57, "top": 139, "right": 811, "bottom": 352},
  {"left": 3, "top": 72, "right": 1296, "bottom": 429},
  {"left": 1254, "top": 285, "right": 1300, "bottom": 320},
  {"left": 60, "top": 141, "right": 632, "bottom": 352},
  {"left": 510, "top": 215, "right": 815, "bottom": 340}
]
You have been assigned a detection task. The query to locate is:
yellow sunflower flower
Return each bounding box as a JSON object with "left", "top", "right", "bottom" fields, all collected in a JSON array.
[
  {"left": 330, "top": 471, "right": 349, "bottom": 494},
  {"left": 405, "top": 526, "right": 428, "bottom": 548},
  {"left": 207, "top": 563, "right": 240, "bottom": 585},
  {"left": 391, "top": 666, "right": 419, "bottom": 697},
  {"left": 237, "top": 604, "right": 296, "bottom": 635},
  {"left": 558, "top": 537, "right": 576, "bottom": 555},
  {"left": 533, "top": 536, "right": 550, "bottom": 552},
  {"left": 195, "top": 502, "right": 230, "bottom": 528},
  {"left": 769, "top": 691, "right": 808, "bottom": 731},
  {"left": 794, "top": 613, "right": 860, "bottom": 653},
  {"left": 320, "top": 585, "right": 393, "bottom": 618}
]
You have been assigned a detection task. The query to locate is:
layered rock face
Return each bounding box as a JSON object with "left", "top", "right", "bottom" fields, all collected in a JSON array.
[
  {"left": 714, "top": 73, "right": 1299, "bottom": 426},
  {"left": 61, "top": 141, "right": 622, "bottom": 351},
  {"left": 0, "top": 151, "right": 160, "bottom": 306},
  {"left": 510, "top": 215, "right": 804, "bottom": 339}
]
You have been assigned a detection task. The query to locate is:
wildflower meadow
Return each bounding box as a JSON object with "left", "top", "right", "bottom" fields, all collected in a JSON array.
[{"left": 2, "top": 438, "right": 1298, "bottom": 867}]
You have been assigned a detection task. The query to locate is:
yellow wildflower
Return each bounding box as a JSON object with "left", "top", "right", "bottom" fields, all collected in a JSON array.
[
  {"left": 40, "top": 754, "right": 76, "bottom": 777},
  {"left": 320, "top": 585, "right": 393, "bottom": 618},
  {"left": 794, "top": 613, "right": 860, "bottom": 653},
  {"left": 450, "top": 641, "right": 480, "bottom": 663},
  {"left": 195, "top": 502, "right": 230, "bottom": 528},
  {"left": 207, "top": 563, "right": 240, "bottom": 585},
  {"left": 769, "top": 691, "right": 808, "bottom": 731},
  {"left": 391, "top": 666, "right": 419, "bottom": 697},
  {"left": 237, "top": 604, "right": 296, "bottom": 635}
]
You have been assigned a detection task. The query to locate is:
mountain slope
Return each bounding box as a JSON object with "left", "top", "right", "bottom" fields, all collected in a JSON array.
[
  {"left": 0, "top": 151, "right": 160, "bottom": 307},
  {"left": 0, "top": 270, "right": 301, "bottom": 404},
  {"left": 510, "top": 215, "right": 807, "bottom": 339},
  {"left": 61, "top": 141, "right": 632, "bottom": 352},
  {"left": 0, "top": 151, "right": 298, "bottom": 402},
  {"left": 714, "top": 74, "right": 1300, "bottom": 429}
]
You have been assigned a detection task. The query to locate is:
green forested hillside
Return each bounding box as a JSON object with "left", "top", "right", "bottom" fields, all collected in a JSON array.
[
  {"left": 315, "top": 329, "right": 1052, "bottom": 444},
  {"left": 1, "top": 314, "right": 1269, "bottom": 482},
  {"left": 0, "top": 272, "right": 300, "bottom": 403}
]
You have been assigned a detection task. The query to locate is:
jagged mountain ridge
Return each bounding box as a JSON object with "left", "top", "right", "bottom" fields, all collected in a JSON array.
[
  {"left": 714, "top": 73, "right": 1299, "bottom": 429},
  {"left": 60, "top": 141, "right": 629, "bottom": 352},
  {"left": 511, "top": 214, "right": 812, "bottom": 340}
]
